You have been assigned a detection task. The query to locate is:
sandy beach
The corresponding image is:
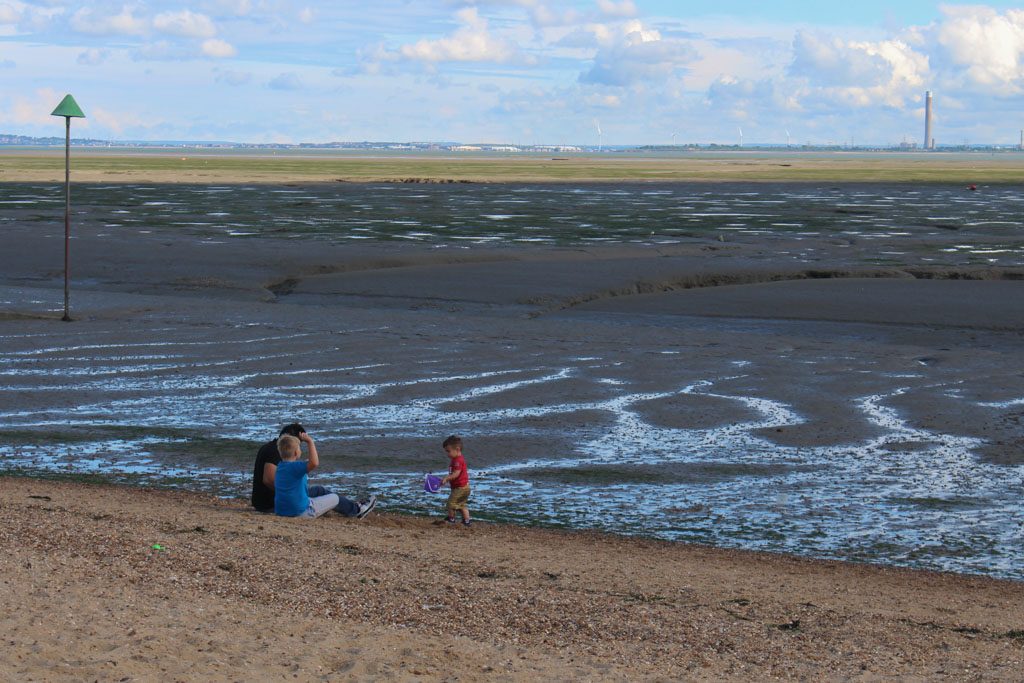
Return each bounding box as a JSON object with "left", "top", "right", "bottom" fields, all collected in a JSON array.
[{"left": 2, "top": 477, "right": 1022, "bottom": 681}]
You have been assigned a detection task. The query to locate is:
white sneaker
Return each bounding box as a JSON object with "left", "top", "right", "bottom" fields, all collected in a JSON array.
[{"left": 356, "top": 495, "right": 377, "bottom": 519}]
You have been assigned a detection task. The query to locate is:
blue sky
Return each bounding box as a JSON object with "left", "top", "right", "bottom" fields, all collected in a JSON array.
[{"left": 2, "top": 1, "right": 1024, "bottom": 145}]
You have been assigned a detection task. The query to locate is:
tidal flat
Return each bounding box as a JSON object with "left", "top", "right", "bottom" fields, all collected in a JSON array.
[
  {"left": 5, "top": 148, "right": 1024, "bottom": 183},
  {"left": 1, "top": 172, "right": 1022, "bottom": 581}
]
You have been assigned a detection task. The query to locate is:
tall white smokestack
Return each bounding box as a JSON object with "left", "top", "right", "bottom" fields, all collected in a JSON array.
[{"left": 924, "top": 91, "right": 933, "bottom": 150}]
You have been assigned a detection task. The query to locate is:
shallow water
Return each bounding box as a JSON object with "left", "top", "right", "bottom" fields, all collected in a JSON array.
[
  {"left": 1, "top": 324, "right": 1021, "bottom": 580},
  {"left": 3, "top": 182, "right": 1023, "bottom": 265}
]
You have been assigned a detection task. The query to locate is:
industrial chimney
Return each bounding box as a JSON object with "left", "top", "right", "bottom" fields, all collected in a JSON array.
[{"left": 924, "top": 91, "right": 933, "bottom": 150}]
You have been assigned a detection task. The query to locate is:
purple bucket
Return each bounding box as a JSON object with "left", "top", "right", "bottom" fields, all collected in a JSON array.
[{"left": 424, "top": 474, "right": 443, "bottom": 493}]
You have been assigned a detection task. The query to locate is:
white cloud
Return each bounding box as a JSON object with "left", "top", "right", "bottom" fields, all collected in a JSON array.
[
  {"left": 790, "top": 31, "right": 890, "bottom": 86},
  {"left": 579, "top": 21, "right": 696, "bottom": 86},
  {"left": 202, "top": 38, "right": 237, "bottom": 58},
  {"left": 76, "top": 47, "right": 109, "bottom": 65},
  {"left": 0, "top": 87, "right": 61, "bottom": 127},
  {"left": 788, "top": 31, "right": 927, "bottom": 108},
  {"left": 584, "top": 92, "right": 621, "bottom": 107},
  {"left": 89, "top": 106, "right": 149, "bottom": 136},
  {"left": 396, "top": 7, "right": 532, "bottom": 65},
  {"left": 268, "top": 72, "right": 303, "bottom": 90},
  {"left": 133, "top": 40, "right": 190, "bottom": 61},
  {"left": 70, "top": 5, "right": 146, "bottom": 36},
  {"left": 215, "top": 69, "right": 252, "bottom": 85},
  {"left": 597, "top": 0, "right": 637, "bottom": 19},
  {"left": 559, "top": 18, "right": 660, "bottom": 49},
  {"left": 932, "top": 6, "right": 1024, "bottom": 92},
  {"left": 0, "top": 3, "right": 22, "bottom": 24},
  {"left": 218, "top": 0, "right": 251, "bottom": 16},
  {"left": 153, "top": 10, "right": 216, "bottom": 39},
  {"left": 529, "top": 4, "right": 580, "bottom": 28}
]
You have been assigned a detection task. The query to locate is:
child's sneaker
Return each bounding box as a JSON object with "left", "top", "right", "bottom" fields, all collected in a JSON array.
[{"left": 356, "top": 495, "right": 377, "bottom": 519}]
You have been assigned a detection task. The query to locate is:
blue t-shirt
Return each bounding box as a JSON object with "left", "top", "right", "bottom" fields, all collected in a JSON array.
[{"left": 274, "top": 460, "right": 309, "bottom": 517}]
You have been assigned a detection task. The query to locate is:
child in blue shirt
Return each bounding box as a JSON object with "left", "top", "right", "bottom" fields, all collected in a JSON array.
[{"left": 274, "top": 433, "right": 375, "bottom": 519}]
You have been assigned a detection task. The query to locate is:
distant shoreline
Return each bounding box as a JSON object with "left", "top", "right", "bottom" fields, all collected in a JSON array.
[{"left": 3, "top": 150, "right": 1024, "bottom": 184}]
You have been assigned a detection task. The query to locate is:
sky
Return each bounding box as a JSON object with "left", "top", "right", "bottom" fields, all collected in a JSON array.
[{"left": 2, "top": 1, "right": 1024, "bottom": 145}]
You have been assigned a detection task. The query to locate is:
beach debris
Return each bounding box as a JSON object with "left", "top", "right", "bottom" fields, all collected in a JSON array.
[{"left": 775, "top": 619, "right": 801, "bottom": 631}]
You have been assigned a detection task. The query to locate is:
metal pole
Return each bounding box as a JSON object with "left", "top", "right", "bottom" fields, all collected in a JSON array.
[{"left": 63, "top": 116, "right": 71, "bottom": 321}]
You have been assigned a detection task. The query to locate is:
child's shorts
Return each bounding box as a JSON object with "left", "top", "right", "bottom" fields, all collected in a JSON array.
[{"left": 447, "top": 486, "right": 471, "bottom": 513}]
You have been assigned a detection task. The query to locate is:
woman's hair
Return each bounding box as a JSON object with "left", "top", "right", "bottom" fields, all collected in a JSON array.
[{"left": 277, "top": 434, "right": 301, "bottom": 457}]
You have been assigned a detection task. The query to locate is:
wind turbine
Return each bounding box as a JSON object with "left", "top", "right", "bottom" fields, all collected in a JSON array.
[{"left": 594, "top": 118, "right": 603, "bottom": 152}]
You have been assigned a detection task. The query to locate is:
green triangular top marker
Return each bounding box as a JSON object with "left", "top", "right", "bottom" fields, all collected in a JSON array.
[{"left": 51, "top": 94, "right": 86, "bottom": 118}]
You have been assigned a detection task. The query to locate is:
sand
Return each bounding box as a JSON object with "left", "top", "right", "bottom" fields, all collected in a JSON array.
[
  {"left": 2, "top": 477, "right": 1022, "bottom": 682},
  {"left": 5, "top": 149, "right": 1024, "bottom": 183}
]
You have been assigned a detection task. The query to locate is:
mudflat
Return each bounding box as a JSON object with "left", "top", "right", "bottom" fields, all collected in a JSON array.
[
  {"left": 1, "top": 183, "right": 1023, "bottom": 578},
  {"left": 2, "top": 477, "right": 1022, "bottom": 681}
]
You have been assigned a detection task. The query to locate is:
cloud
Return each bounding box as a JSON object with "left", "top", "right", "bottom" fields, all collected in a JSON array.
[
  {"left": 212, "top": 0, "right": 251, "bottom": 16},
  {"left": 395, "top": 7, "right": 533, "bottom": 65},
  {"left": 0, "top": 87, "right": 62, "bottom": 127},
  {"left": 215, "top": 69, "right": 252, "bottom": 86},
  {"left": 76, "top": 47, "right": 109, "bottom": 65},
  {"left": 790, "top": 31, "right": 891, "bottom": 86},
  {"left": 71, "top": 6, "right": 146, "bottom": 36},
  {"left": 0, "top": 4, "right": 21, "bottom": 24},
  {"left": 153, "top": 10, "right": 216, "bottom": 39},
  {"left": 529, "top": 4, "right": 580, "bottom": 28},
  {"left": 268, "top": 72, "right": 303, "bottom": 90},
  {"left": 559, "top": 18, "right": 660, "bottom": 49},
  {"left": 597, "top": 0, "right": 637, "bottom": 19},
  {"left": 579, "top": 21, "right": 697, "bottom": 86},
  {"left": 201, "top": 38, "right": 236, "bottom": 58},
  {"left": 88, "top": 106, "right": 150, "bottom": 136},
  {"left": 584, "top": 92, "right": 621, "bottom": 108},
  {"left": 133, "top": 40, "right": 190, "bottom": 61},
  {"left": 930, "top": 6, "right": 1024, "bottom": 92}
]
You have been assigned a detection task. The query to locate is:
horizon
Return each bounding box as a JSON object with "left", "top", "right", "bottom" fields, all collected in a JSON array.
[{"left": 2, "top": 2, "right": 1024, "bottom": 146}]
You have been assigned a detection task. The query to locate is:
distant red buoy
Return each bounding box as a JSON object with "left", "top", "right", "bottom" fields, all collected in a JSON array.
[{"left": 967, "top": 184, "right": 977, "bottom": 191}]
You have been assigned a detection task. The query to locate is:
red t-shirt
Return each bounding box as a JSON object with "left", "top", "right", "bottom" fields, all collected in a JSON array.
[{"left": 448, "top": 455, "right": 469, "bottom": 488}]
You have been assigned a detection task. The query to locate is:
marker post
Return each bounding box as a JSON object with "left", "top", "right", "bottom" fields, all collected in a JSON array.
[{"left": 50, "top": 94, "right": 86, "bottom": 322}]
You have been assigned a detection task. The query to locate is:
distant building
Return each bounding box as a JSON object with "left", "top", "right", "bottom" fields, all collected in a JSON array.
[{"left": 924, "top": 91, "right": 935, "bottom": 150}]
